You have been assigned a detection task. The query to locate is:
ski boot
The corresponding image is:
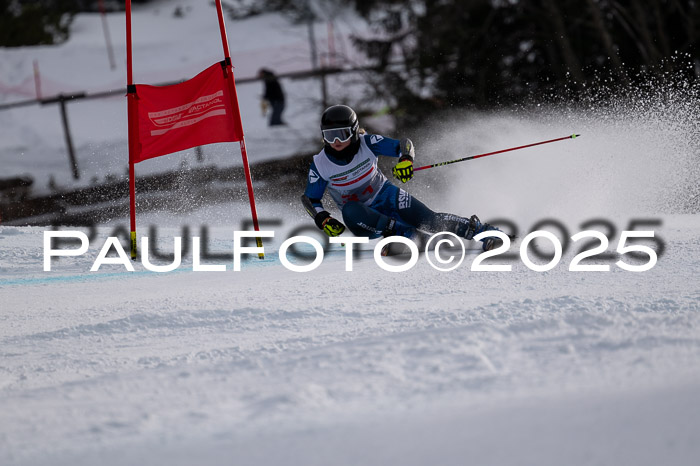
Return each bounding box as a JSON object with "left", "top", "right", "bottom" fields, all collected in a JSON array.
[{"left": 465, "top": 215, "right": 503, "bottom": 251}]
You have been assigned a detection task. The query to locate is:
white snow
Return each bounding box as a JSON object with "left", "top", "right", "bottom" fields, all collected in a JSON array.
[
  {"left": 0, "top": 0, "right": 370, "bottom": 194},
  {"left": 1, "top": 212, "right": 699, "bottom": 465},
  {"left": 1, "top": 2, "right": 700, "bottom": 465}
]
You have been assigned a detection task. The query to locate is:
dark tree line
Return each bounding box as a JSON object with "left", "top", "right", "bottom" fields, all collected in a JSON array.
[
  {"left": 0, "top": 0, "right": 78, "bottom": 46},
  {"left": 0, "top": 0, "right": 154, "bottom": 47},
  {"left": 3, "top": 0, "right": 697, "bottom": 124},
  {"left": 349, "top": 0, "right": 699, "bottom": 126}
]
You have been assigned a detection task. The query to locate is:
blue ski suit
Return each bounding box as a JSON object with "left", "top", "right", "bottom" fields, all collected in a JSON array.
[{"left": 303, "top": 134, "right": 478, "bottom": 240}]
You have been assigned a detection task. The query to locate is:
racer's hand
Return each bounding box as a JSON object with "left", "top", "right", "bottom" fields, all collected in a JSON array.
[
  {"left": 314, "top": 211, "right": 346, "bottom": 237},
  {"left": 392, "top": 159, "right": 414, "bottom": 183}
]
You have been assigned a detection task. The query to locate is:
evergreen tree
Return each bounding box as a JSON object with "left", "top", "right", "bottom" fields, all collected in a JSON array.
[
  {"left": 0, "top": 0, "right": 80, "bottom": 47},
  {"left": 348, "top": 0, "right": 699, "bottom": 127}
]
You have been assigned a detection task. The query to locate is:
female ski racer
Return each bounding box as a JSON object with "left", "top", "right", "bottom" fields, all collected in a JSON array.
[{"left": 301, "top": 105, "right": 502, "bottom": 251}]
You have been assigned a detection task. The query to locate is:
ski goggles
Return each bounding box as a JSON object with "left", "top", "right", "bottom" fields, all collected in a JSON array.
[{"left": 322, "top": 127, "right": 354, "bottom": 144}]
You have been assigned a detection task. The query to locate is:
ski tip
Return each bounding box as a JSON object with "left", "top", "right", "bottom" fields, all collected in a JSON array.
[{"left": 572, "top": 133, "right": 581, "bottom": 139}]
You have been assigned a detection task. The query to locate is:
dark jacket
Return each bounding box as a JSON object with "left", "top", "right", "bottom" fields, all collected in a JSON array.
[{"left": 259, "top": 69, "right": 284, "bottom": 103}]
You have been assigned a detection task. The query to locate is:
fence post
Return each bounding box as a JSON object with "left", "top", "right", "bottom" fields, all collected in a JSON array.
[
  {"left": 33, "top": 59, "right": 42, "bottom": 100},
  {"left": 41, "top": 94, "right": 83, "bottom": 180},
  {"left": 58, "top": 95, "right": 80, "bottom": 180},
  {"left": 320, "top": 68, "right": 328, "bottom": 109}
]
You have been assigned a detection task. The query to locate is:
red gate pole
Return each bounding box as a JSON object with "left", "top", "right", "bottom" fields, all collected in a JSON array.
[
  {"left": 126, "top": 0, "right": 139, "bottom": 259},
  {"left": 215, "top": 0, "right": 265, "bottom": 259}
]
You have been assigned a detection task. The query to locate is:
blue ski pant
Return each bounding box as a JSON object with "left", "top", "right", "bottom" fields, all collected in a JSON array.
[{"left": 340, "top": 182, "right": 474, "bottom": 240}]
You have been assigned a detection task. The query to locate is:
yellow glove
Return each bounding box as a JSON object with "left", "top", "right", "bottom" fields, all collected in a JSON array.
[
  {"left": 392, "top": 159, "right": 414, "bottom": 183},
  {"left": 260, "top": 100, "right": 269, "bottom": 116},
  {"left": 322, "top": 217, "right": 346, "bottom": 237},
  {"left": 314, "top": 211, "right": 346, "bottom": 237}
]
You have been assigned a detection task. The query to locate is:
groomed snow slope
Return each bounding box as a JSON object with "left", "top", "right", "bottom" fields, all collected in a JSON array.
[{"left": 1, "top": 210, "right": 699, "bottom": 465}]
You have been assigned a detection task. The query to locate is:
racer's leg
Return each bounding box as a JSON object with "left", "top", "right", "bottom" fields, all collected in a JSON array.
[
  {"left": 341, "top": 201, "right": 415, "bottom": 239},
  {"left": 378, "top": 184, "right": 502, "bottom": 248}
]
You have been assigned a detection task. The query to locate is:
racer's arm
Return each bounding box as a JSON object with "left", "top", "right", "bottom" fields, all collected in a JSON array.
[
  {"left": 301, "top": 161, "right": 345, "bottom": 236},
  {"left": 364, "top": 134, "right": 416, "bottom": 183},
  {"left": 302, "top": 160, "right": 327, "bottom": 217},
  {"left": 364, "top": 134, "right": 414, "bottom": 160}
]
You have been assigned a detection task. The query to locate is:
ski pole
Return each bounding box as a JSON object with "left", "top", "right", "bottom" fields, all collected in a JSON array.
[{"left": 414, "top": 134, "right": 580, "bottom": 171}]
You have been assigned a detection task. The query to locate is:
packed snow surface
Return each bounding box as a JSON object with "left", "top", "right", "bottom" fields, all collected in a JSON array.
[
  {"left": 2, "top": 1, "right": 700, "bottom": 465},
  {"left": 1, "top": 211, "right": 700, "bottom": 465}
]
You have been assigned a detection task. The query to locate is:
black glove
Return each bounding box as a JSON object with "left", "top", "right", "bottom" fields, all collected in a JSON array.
[{"left": 314, "top": 211, "right": 346, "bottom": 237}]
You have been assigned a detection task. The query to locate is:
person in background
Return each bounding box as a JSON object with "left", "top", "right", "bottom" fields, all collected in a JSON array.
[
  {"left": 257, "top": 68, "right": 285, "bottom": 126},
  {"left": 301, "top": 104, "right": 504, "bottom": 252}
]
